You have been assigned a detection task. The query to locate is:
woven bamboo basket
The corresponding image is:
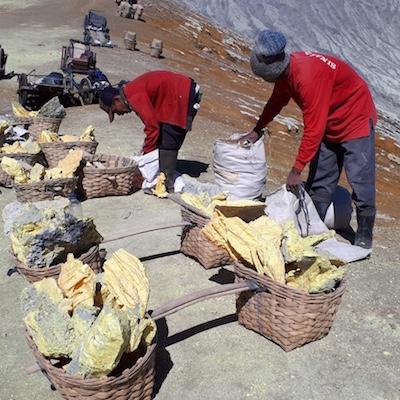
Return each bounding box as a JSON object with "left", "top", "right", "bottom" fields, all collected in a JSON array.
[
  {"left": 80, "top": 154, "right": 143, "bottom": 199},
  {"left": 180, "top": 225, "right": 231, "bottom": 269},
  {"left": 13, "top": 246, "right": 104, "bottom": 283},
  {"left": 10, "top": 117, "right": 32, "bottom": 129},
  {"left": 0, "top": 152, "right": 40, "bottom": 188},
  {"left": 180, "top": 206, "right": 231, "bottom": 269},
  {"left": 26, "top": 332, "right": 156, "bottom": 400},
  {"left": 14, "top": 177, "right": 77, "bottom": 202},
  {"left": 29, "top": 116, "right": 63, "bottom": 138},
  {"left": 234, "top": 262, "right": 346, "bottom": 351},
  {"left": 40, "top": 141, "right": 98, "bottom": 168}
]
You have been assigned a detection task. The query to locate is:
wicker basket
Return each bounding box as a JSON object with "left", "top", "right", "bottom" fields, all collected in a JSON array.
[
  {"left": 234, "top": 262, "right": 346, "bottom": 351},
  {"left": 180, "top": 206, "right": 231, "bottom": 269},
  {"left": 29, "top": 116, "right": 63, "bottom": 138},
  {"left": 10, "top": 117, "right": 32, "bottom": 129},
  {"left": 181, "top": 225, "right": 231, "bottom": 269},
  {"left": 13, "top": 246, "right": 104, "bottom": 283},
  {"left": 0, "top": 152, "right": 40, "bottom": 188},
  {"left": 14, "top": 177, "right": 77, "bottom": 202},
  {"left": 80, "top": 154, "right": 143, "bottom": 199},
  {"left": 26, "top": 333, "right": 156, "bottom": 400},
  {"left": 40, "top": 141, "right": 98, "bottom": 168}
]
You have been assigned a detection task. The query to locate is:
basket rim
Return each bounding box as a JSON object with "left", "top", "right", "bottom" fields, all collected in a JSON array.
[
  {"left": 9, "top": 117, "right": 33, "bottom": 124},
  {"left": 83, "top": 154, "right": 138, "bottom": 175},
  {"left": 234, "top": 261, "right": 346, "bottom": 300},
  {"left": 32, "top": 116, "right": 63, "bottom": 122},
  {"left": 39, "top": 141, "right": 98, "bottom": 148},
  {"left": 0, "top": 152, "right": 39, "bottom": 158},
  {"left": 26, "top": 329, "right": 157, "bottom": 386},
  {"left": 14, "top": 176, "right": 77, "bottom": 189},
  {"left": 12, "top": 245, "right": 100, "bottom": 272}
]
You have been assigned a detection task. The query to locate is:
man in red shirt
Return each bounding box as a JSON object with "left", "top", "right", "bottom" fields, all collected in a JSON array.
[
  {"left": 247, "top": 31, "right": 377, "bottom": 249},
  {"left": 99, "top": 70, "right": 201, "bottom": 192}
]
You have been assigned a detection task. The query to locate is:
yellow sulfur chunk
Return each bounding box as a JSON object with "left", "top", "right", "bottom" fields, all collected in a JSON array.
[
  {"left": 202, "top": 213, "right": 286, "bottom": 283},
  {"left": 181, "top": 192, "right": 211, "bottom": 213},
  {"left": 129, "top": 317, "right": 156, "bottom": 353},
  {"left": 281, "top": 222, "right": 335, "bottom": 263},
  {"left": 45, "top": 167, "right": 63, "bottom": 180},
  {"left": 181, "top": 194, "right": 263, "bottom": 217},
  {"left": 21, "top": 140, "right": 41, "bottom": 154},
  {"left": 1, "top": 157, "right": 29, "bottom": 183},
  {"left": 102, "top": 249, "right": 149, "bottom": 317},
  {"left": 202, "top": 213, "right": 229, "bottom": 249},
  {"left": 12, "top": 102, "right": 32, "bottom": 118},
  {"left": 1, "top": 142, "right": 23, "bottom": 154},
  {"left": 34, "top": 277, "right": 65, "bottom": 305},
  {"left": 152, "top": 172, "right": 168, "bottom": 198},
  {"left": 37, "top": 130, "right": 59, "bottom": 143},
  {"left": 56, "top": 149, "right": 83, "bottom": 178},
  {"left": 24, "top": 307, "right": 75, "bottom": 358},
  {"left": 2, "top": 140, "right": 42, "bottom": 155},
  {"left": 79, "top": 125, "right": 95, "bottom": 142},
  {"left": 29, "top": 163, "right": 45, "bottom": 182},
  {"left": 73, "top": 305, "right": 131, "bottom": 377},
  {"left": 0, "top": 119, "right": 9, "bottom": 134},
  {"left": 58, "top": 254, "right": 96, "bottom": 310},
  {"left": 286, "top": 257, "right": 346, "bottom": 293},
  {"left": 60, "top": 135, "right": 80, "bottom": 143}
]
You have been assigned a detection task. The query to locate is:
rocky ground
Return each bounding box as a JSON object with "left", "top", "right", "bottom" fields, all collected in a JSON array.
[{"left": 0, "top": 1, "right": 399, "bottom": 399}]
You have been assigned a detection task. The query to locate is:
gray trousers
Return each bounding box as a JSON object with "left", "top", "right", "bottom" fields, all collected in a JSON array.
[{"left": 305, "top": 121, "right": 376, "bottom": 218}]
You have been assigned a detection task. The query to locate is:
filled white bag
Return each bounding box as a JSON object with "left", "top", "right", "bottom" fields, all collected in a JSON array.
[
  {"left": 132, "top": 150, "right": 184, "bottom": 191},
  {"left": 213, "top": 133, "right": 266, "bottom": 200},
  {"left": 265, "top": 185, "right": 371, "bottom": 263}
]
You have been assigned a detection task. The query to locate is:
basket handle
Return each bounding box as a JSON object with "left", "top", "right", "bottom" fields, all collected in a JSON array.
[
  {"left": 151, "top": 280, "right": 259, "bottom": 321},
  {"left": 102, "top": 221, "right": 191, "bottom": 243},
  {"left": 105, "top": 175, "right": 118, "bottom": 187}
]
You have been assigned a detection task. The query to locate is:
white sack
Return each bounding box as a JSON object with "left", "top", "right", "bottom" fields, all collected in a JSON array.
[
  {"left": 132, "top": 150, "right": 184, "bottom": 192},
  {"left": 265, "top": 185, "right": 371, "bottom": 263},
  {"left": 213, "top": 133, "right": 266, "bottom": 200}
]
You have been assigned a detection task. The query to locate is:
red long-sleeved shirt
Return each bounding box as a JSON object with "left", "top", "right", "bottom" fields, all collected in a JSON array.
[
  {"left": 254, "top": 51, "right": 377, "bottom": 171},
  {"left": 123, "top": 71, "right": 192, "bottom": 153}
]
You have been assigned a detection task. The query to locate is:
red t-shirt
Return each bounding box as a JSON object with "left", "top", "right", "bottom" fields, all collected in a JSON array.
[
  {"left": 254, "top": 51, "right": 377, "bottom": 171},
  {"left": 123, "top": 70, "right": 192, "bottom": 153}
]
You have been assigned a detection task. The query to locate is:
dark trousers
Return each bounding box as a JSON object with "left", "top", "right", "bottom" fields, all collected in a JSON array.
[
  {"left": 305, "top": 121, "right": 376, "bottom": 218},
  {"left": 158, "top": 79, "right": 199, "bottom": 151},
  {"left": 158, "top": 124, "right": 187, "bottom": 151}
]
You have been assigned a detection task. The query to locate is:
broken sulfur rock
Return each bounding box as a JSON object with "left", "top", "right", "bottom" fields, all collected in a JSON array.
[
  {"left": 67, "top": 305, "right": 131, "bottom": 377},
  {"left": 101, "top": 249, "right": 149, "bottom": 317},
  {"left": 58, "top": 254, "right": 96, "bottom": 310}
]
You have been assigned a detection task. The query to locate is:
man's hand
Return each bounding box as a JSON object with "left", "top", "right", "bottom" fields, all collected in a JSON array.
[
  {"left": 239, "top": 130, "right": 261, "bottom": 146},
  {"left": 286, "top": 167, "right": 302, "bottom": 193}
]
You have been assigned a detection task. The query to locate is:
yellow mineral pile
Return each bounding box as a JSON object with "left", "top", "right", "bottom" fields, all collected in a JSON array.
[
  {"left": 0, "top": 140, "right": 41, "bottom": 154},
  {"left": 152, "top": 172, "right": 168, "bottom": 198},
  {"left": 181, "top": 191, "right": 264, "bottom": 216},
  {"left": 7, "top": 200, "right": 103, "bottom": 268},
  {"left": 202, "top": 209, "right": 345, "bottom": 293},
  {"left": 37, "top": 125, "right": 96, "bottom": 143},
  {"left": 0, "top": 119, "right": 9, "bottom": 134},
  {"left": 12, "top": 102, "right": 39, "bottom": 118},
  {"left": 21, "top": 249, "right": 156, "bottom": 378},
  {"left": 1, "top": 149, "right": 83, "bottom": 183}
]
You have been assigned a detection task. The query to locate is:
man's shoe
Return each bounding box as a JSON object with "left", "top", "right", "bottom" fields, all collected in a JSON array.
[{"left": 354, "top": 215, "right": 375, "bottom": 249}]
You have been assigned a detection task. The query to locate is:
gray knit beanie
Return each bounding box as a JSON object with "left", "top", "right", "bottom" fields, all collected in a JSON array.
[{"left": 250, "top": 31, "right": 290, "bottom": 82}]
